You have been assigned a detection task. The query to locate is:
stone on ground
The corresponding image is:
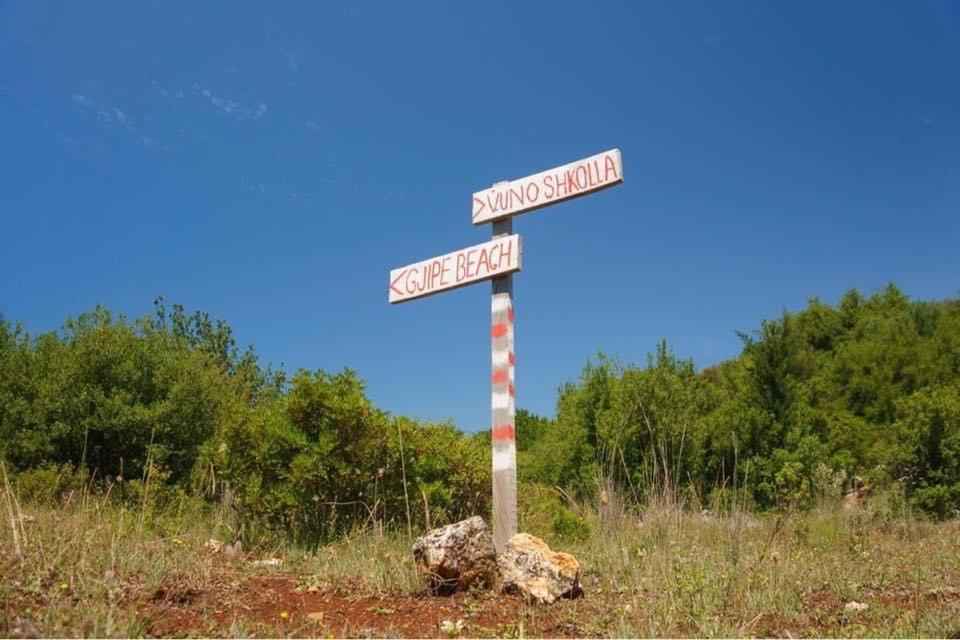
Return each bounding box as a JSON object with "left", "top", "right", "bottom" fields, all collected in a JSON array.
[
  {"left": 497, "top": 533, "right": 582, "bottom": 604},
  {"left": 844, "top": 600, "right": 869, "bottom": 614},
  {"left": 412, "top": 516, "right": 497, "bottom": 595},
  {"left": 843, "top": 476, "right": 869, "bottom": 511}
]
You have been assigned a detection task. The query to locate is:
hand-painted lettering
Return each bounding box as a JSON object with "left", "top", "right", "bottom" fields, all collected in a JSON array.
[
  {"left": 389, "top": 235, "right": 521, "bottom": 303},
  {"left": 440, "top": 256, "right": 452, "bottom": 286},
  {"left": 472, "top": 149, "right": 622, "bottom": 224},
  {"left": 604, "top": 153, "right": 618, "bottom": 181}
]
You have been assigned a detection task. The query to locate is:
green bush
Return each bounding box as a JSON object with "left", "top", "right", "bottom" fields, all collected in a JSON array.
[
  {"left": 11, "top": 463, "right": 88, "bottom": 506},
  {"left": 517, "top": 286, "right": 960, "bottom": 519},
  {"left": 198, "top": 370, "right": 490, "bottom": 545},
  {"left": 518, "top": 483, "right": 591, "bottom": 544},
  {"left": 0, "top": 306, "right": 234, "bottom": 484},
  {"left": 863, "top": 383, "right": 960, "bottom": 518},
  {"left": 0, "top": 304, "right": 491, "bottom": 546}
]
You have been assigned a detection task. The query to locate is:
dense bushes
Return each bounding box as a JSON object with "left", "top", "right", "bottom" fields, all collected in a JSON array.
[
  {"left": 2, "top": 284, "right": 959, "bottom": 543},
  {"left": 520, "top": 285, "right": 960, "bottom": 518},
  {"left": 205, "top": 372, "right": 489, "bottom": 544},
  {"left": 0, "top": 302, "right": 489, "bottom": 545},
  {"left": 0, "top": 306, "right": 230, "bottom": 484}
]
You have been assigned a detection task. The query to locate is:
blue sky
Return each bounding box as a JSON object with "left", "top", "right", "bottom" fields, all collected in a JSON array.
[{"left": 1, "top": 1, "right": 958, "bottom": 431}]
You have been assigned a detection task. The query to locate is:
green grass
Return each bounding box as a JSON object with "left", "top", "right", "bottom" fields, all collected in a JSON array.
[{"left": 2, "top": 484, "right": 959, "bottom": 637}]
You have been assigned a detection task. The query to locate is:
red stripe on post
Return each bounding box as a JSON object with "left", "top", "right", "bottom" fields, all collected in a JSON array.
[
  {"left": 508, "top": 352, "right": 515, "bottom": 365},
  {"left": 508, "top": 307, "right": 515, "bottom": 324},
  {"left": 491, "top": 324, "right": 508, "bottom": 338},
  {"left": 491, "top": 370, "right": 508, "bottom": 384},
  {"left": 508, "top": 383, "right": 515, "bottom": 397},
  {"left": 492, "top": 424, "right": 515, "bottom": 441}
]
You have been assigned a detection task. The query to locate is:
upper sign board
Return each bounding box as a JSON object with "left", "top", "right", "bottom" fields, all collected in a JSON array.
[
  {"left": 472, "top": 149, "right": 623, "bottom": 225},
  {"left": 389, "top": 234, "right": 521, "bottom": 303}
]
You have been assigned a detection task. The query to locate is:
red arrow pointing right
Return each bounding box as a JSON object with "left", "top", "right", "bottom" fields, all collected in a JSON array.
[{"left": 472, "top": 195, "right": 486, "bottom": 220}]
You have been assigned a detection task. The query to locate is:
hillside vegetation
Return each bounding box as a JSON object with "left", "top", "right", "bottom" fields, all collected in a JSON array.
[
  {"left": 3, "top": 286, "right": 960, "bottom": 637},
  {"left": 1, "top": 284, "right": 959, "bottom": 548}
]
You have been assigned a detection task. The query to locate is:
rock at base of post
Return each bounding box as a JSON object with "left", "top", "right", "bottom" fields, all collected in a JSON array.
[
  {"left": 412, "top": 516, "right": 497, "bottom": 595},
  {"left": 497, "top": 533, "right": 583, "bottom": 604}
]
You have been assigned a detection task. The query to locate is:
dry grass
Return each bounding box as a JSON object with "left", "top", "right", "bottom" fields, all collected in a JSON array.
[
  {"left": 2, "top": 481, "right": 959, "bottom": 638},
  {"left": 562, "top": 504, "right": 960, "bottom": 636}
]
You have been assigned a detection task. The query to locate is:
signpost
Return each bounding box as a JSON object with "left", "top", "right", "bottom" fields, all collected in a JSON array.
[{"left": 389, "top": 149, "right": 622, "bottom": 552}]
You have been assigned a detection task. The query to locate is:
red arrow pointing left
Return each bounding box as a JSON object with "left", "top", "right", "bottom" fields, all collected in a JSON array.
[{"left": 389, "top": 269, "right": 407, "bottom": 296}]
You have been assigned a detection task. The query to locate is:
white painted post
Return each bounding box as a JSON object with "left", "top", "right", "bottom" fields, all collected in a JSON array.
[{"left": 491, "top": 216, "right": 517, "bottom": 552}]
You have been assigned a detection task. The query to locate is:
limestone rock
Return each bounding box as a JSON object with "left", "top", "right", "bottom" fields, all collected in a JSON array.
[
  {"left": 222, "top": 540, "right": 243, "bottom": 558},
  {"left": 412, "top": 516, "right": 497, "bottom": 595},
  {"left": 843, "top": 476, "right": 870, "bottom": 511},
  {"left": 497, "top": 533, "right": 582, "bottom": 604},
  {"left": 844, "top": 600, "right": 869, "bottom": 614}
]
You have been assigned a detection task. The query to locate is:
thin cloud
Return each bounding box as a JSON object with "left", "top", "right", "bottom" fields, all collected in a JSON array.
[
  {"left": 286, "top": 50, "right": 303, "bottom": 73},
  {"left": 194, "top": 83, "right": 268, "bottom": 121},
  {"left": 96, "top": 105, "right": 135, "bottom": 132},
  {"left": 40, "top": 120, "right": 77, "bottom": 147},
  {"left": 70, "top": 94, "right": 93, "bottom": 108},
  {"left": 155, "top": 81, "right": 184, "bottom": 103},
  {"left": 240, "top": 172, "right": 268, "bottom": 194},
  {"left": 68, "top": 92, "right": 169, "bottom": 151}
]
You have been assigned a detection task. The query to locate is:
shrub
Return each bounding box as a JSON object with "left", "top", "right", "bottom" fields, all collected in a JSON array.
[{"left": 11, "top": 463, "right": 88, "bottom": 506}]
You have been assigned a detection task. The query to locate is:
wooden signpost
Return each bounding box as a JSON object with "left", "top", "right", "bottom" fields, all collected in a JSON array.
[{"left": 389, "top": 149, "right": 622, "bottom": 551}]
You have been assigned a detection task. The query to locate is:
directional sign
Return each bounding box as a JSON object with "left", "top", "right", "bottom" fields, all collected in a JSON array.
[
  {"left": 388, "top": 234, "right": 521, "bottom": 303},
  {"left": 472, "top": 149, "right": 623, "bottom": 225},
  {"left": 390, "top": 147, "right": 623, "bottom": 552}
]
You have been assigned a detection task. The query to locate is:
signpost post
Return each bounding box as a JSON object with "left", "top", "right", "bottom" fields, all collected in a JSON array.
[
  {"left": 389, "top": 149, "right": 622, "bottom": 552},
  {"left": 490, "top": 215, "right": 516, "bottom": 551}
]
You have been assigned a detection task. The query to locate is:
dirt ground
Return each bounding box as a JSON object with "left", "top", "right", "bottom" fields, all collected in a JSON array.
[
  {"left": 136, "top": 563, "right": 960, "bottom": 638},
  {"left": 6, "top": 556, "right": 960, "bottom": 638},
  {"left": 144, "top": 570, "right": 593, "bottom": 638}
]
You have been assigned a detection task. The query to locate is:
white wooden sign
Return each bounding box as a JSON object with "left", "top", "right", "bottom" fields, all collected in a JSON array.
[
  {"left": 472, "top": 149, "right": 623, "bottom": 225},
  {"left": 388, "top": 234, "right": 521, "bottom": 304}
]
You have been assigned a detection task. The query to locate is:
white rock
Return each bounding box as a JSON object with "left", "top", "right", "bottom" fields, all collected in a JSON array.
[
  {"left": 251, "top": 557, "right": 283, "bottom": 567},
  {"left": 412, "top": 516, "right": 497, "bottom": 595},
  {"left": 844, "top": 600, "right": 869, "bottom": 614},
  {"left": 497, "top": 533, "right": 582, "bottom": 604},
  {"left": 439, "top": 618, "right": 465, "bottom": 636}
]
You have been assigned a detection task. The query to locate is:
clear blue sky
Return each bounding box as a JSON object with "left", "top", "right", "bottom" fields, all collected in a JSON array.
[{"left": 1, "top": 2, "right": 958, "bottom": 431}]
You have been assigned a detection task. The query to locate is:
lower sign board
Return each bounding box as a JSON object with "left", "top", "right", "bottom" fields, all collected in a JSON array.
[
  {"left": 388, "top": 234, "right": 521, "bottom": 303},
  {"left": 472, "top": 149, "right": 623, "bottom": 225}
]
